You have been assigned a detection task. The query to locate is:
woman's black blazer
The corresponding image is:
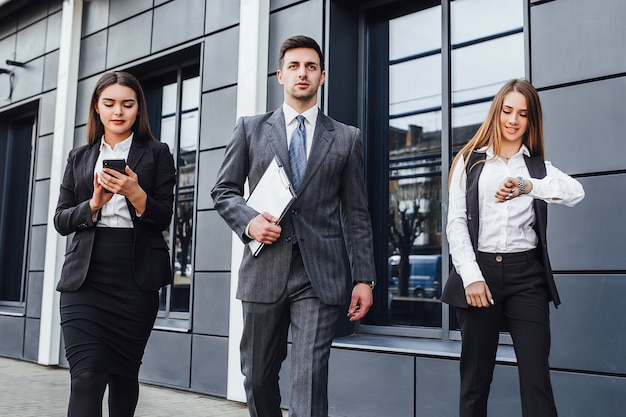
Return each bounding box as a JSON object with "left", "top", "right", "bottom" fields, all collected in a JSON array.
[{"left": 54, "top": 137, "right": 176, "bottom": 292}]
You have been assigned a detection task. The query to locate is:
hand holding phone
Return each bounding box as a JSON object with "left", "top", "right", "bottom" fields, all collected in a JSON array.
[{"left": 102, "top": 159, "right": 127, "bottom": 193}]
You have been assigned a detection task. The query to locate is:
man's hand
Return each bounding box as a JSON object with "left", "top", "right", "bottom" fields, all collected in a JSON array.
[
  {"left": 248, "top": 212, "right": 282, "bottom": 245},
  {"left": 347, "top": 283, "right": 373, "bottom": 321},
  {"left": 465, "top": 281, "right": 494, "bottom": 308}
]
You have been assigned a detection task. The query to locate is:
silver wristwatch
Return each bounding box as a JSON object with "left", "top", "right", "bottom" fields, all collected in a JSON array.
[{"left": 517, "top": 176, "right": 526, "bottom": 195}]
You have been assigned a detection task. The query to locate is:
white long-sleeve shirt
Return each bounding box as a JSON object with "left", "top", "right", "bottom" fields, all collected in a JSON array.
[{"left": 447, "top": 145, "right": 585, "bottom": 288}]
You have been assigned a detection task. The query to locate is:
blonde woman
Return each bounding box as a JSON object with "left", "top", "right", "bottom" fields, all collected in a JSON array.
[{"left": 442, "top": 79, "right": 584, "bottom": 417}]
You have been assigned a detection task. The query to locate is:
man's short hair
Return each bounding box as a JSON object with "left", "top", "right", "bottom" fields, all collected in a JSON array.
[{"left": 278, "top": 35, "right": 324, "bottom": 70}]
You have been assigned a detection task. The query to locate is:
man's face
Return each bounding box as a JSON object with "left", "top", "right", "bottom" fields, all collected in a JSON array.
[{"left": 277, "top": 48, "right": 325, "bottom": 107}]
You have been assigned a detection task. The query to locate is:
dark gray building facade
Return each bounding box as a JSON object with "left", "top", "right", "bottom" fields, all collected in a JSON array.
[{"left": 0, "top": 0, "right": 623, "bottom": 415}]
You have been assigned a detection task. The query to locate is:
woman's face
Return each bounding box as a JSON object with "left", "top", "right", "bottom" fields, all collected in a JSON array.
[
  {"left": 95, "top": 83, "right": 138, "bottom": 142},
  {"left": 499, "top": 91, "right": 528, "bottom": 144}
]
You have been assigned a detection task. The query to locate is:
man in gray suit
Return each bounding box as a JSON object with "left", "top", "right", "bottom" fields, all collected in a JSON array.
[{"left": 211, "top": 35, "right": 376, "bottom": 417}]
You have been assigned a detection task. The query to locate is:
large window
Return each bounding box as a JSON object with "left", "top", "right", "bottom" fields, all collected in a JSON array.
[
  {"left": 0, "top": 106, "right": 36, "bottom": 309},
  {"left": 138, "top": 48, "right": 201, "bottom": 324},
  {"left": 363, "top": 0, "right": 524, "bottom": 334}
]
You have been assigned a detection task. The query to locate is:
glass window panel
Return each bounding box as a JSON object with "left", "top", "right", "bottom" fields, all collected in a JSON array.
[
  {"left": 180, "top": 111, "right": 198, "bottom": 152},
  {"left": 390, "top": 54, "right": 442, "bottom": 116},
  {"left": 390, "top": 6, "right": 441, "bottom": 60},
  {"left": 451, "top": 0, "right": 523, "bottom": 44},
  {"left": 161, "top": 83, "right": 177, "bottom": 116},
  {"left": 160, "top": 116, "right": 175, "bottom": 151},
  {"left": 181, "top": 77, "right": 200, "bottom": 111},
  {"left": 452, "top": 33, "right": 525, "bottom": 103},
  {"left": 451, "top": 101, "right": 490, "bottom": 149}
]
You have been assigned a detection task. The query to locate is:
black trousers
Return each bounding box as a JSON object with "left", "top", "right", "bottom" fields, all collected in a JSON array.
[{"left": 456, "top": 249, "right": 557, "bottom": 417}]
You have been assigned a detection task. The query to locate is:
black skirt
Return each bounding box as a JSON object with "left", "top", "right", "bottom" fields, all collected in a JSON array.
[{"left": 60, "top": 228, "right": 159, "bottom": 379}]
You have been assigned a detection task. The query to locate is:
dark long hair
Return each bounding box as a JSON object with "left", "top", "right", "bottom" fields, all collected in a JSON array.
[{"left": 86, "top": 71, "right": 154, "bottom": 145}]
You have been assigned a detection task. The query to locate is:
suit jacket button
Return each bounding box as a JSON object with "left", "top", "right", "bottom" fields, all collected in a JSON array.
[
  {"left": 285, "top": 236, "right": 292, "bottom": 243},
  {"left": 291, "top": 209, "right": 298, "bottom": 215}
]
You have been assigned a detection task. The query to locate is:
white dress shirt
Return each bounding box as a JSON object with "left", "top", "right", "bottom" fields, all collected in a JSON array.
[
  {"left": 94, "top": 134, "right": 134, "bottom": 228},
  {"left": 283, "top": 103, "right": 318, "bottom": 159},
  {"left": 447, "top": 145, "right": 585, "bottom": 288}
]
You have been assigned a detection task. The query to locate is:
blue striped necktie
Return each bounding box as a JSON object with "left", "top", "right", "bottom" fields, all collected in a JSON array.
[{"left": 289, "top": 115, "right": 307, "bottom": 191}]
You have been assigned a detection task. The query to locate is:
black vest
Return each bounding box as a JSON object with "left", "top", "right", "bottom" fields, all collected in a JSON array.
[{"left": 441, "top": 151, "right": 560, "bottom": 308}]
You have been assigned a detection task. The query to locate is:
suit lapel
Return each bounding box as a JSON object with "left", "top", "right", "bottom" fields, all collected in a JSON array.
[
  {"left": 126, "top": 137, "right": 146, "bottom": 171},
  {"left": 84, "top": 144, "right": 100, "bottom": 193},
  {"left": 297, "top": 112, "right": 334, "bottom": 191},
  {"left": 265, "top": 109, "right": 290, "bottom": 174}
]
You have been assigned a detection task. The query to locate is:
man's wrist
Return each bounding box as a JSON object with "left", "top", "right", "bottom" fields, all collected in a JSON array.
[{"left": 355, "top": 280, "right": 375, "bottom": 290}]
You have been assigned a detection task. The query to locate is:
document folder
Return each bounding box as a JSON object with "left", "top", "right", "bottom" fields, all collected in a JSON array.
[{"left": 246, "top": 155, "right": 297, "bottom": 256}]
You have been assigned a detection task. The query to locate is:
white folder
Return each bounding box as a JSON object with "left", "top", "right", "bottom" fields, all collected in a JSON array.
[{"left": 246, "top": 155, "right": 297, "bottom": 256}]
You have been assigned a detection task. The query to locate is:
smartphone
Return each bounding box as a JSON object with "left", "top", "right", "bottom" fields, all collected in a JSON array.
[{"left": 102, "top": 159, "right": 127, "bottom": 193}]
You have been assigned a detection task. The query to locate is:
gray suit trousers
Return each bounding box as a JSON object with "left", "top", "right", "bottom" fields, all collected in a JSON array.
[{"left": 240, "top": 246, "right": 340, "bottom": 417}]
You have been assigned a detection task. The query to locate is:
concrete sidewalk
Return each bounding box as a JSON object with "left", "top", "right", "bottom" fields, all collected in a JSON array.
[{"left": 0, "top": 356, "right": 254, "bottom": 417}]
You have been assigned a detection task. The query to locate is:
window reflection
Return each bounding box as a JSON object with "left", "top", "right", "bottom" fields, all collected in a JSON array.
[
  {"left": 155, "top": 73, "right": 200, "bottom": 315},
  {"left": 364, "top": 0, "right": 524, "bottom": 331}
]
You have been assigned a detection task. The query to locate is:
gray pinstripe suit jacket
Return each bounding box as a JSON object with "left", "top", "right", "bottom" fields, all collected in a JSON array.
[{"left": 211, "top": 108, "right": 376, "bottom": 306}]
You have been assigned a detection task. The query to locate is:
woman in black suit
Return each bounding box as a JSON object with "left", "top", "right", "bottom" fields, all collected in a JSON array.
[{"left": 54, "top": 71, "right": 176, "bottom": 417}]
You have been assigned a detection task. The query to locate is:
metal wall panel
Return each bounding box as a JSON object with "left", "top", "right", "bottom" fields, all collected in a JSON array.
[
  {"left": 23, "top": 318, "right": 40, "bottom": 361},
  {"left": 195, "top": 210, "right": 233, "bottom": 271},
  {"left": 202, "top": 27, "right": 239, "bottom": 91},
  {"left": 197, "top": 149, "right": 225, "bottom": 210},
  {"left": 152, "top": 0, "right": 205, "bottom": 53},
  {"left": 192, "top": 272, "right": 230, "bottom": 336},
  {"left": 106, "top": 12, "right": 152, "bottom": 69},
  {"left": 0, "top": 316, "right": 24, "bottom": 358},
  {"left": 15, "top": 19, "right": 46, "bottom": 62},
  {"left": 199, "top": 86, "right": 238, "bottom": 151},
  {"left": 551, "top": 274, "right": 626, "bottom": 374},
  {"left": 531, "top": 0, "right": 626, "bottom": 88},
  {"left": 31, "top": 179, "right": 49, "bottom": 225},
  {"left": 328, "top": 349, "right": 414, "bottom": 417},
  {"left": 44, "top": 10, "right": 61, "bottom": 54},
  {"left": 541, "top": 77, "right": 626, "bottom": 175},
  {"left": 35, "top": 134, "right": 53, "bottom": 178},
  {"left": 42, "top": 49, "right": 58, "bottom": 91},
  {"left": 26, "top": 272, "right": 43, "bottom": 319},
  {"left": 28, "top": 225, "right": 46, "bottom": 272},
  {"left": 548, "top": 175, "right": 626, "bottom": 271},
  {"left": 190, "top": 334, "right": 228, "bottom": 396},
  {"left": 82, "top": 0, "right": 110, "bottom": 36},
  {"left": 78, "top": 32, "right": 107, "bottom": 79},
  {"left": 11, "top": 57, "right": 44, "bottom": 102},
  {"left": 140, "top": 330, "right": 192, "bottom": 388},
  {"left": 552, "top": 370, "right": 626, "bottom": 417},
  {"left": 109, "top": 0, "right": 153, "bottom": 25},
  {"left": 205, "top": 0, "right": 240, "bottom": 34}
]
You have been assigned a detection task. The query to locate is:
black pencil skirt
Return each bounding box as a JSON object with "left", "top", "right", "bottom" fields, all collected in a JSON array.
[{"left": 60, "top": 228, "right": 159, "bottom": 379}]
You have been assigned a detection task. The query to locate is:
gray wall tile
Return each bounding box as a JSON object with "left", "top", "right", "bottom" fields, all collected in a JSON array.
[
  {"left": 197, "top": 149, "right": 225, "bottom": 210},
  {"left": 205, "top": 0, "right": 239, "bottom": 34},
  {"left": 140, "top": 330, "right": 192, "bottom": 388},
  {"left": 10, "top": 56, "right": 44, "bottom": 101},
  {"left": 17, "top": 0, "right": 48, "bottom": 29},
  {"left": 152, "top": 0, "right": 205, "bottom": 52},
  {"left": 106, "top": 12, "right": 152, "bottom": 69},
  {"left": 43, "top": 49, "right": 58, "bottom": 91},
  {"left": 28, "top": 225, "right": 47, "bottom": 271},
  {"left": 548, "top": 175, "right": 625, "bottom": 271},
  {"left": 194, "top": 210, "right": 232, "bottom": 271},
  {"left": 192, "top": 272, "right": 230, "bottom": 336},
  {"left": 15, "top": 19, "right": 46, "bottom": 62},
  {"left": 531, "top": 0, "right": 626, "bottom": 88},
  {"left": 190, "top": 334, "right": 228, "bottom": 396},
  {"left": 78, "top": 31, "right": 107, "bottom": 79},
  {"left": 26, "top": 272, "right": 43, "bottom": 318},
  {"left": 0, "top": 316, "right": 24, "bottom": 358},
  {"left": 541, "top": 77, "right": 626, "bottom": 175},
  {"left": 552, "top": 370, "right": 626, "bottom": 417},
  {"left": 23, "top": 318, "right": 40, "bottom": 361},
  {"left": 38, "top": 92, "right": 55, "bottom": 137},
  {"left": 199, "top": 86, "right": 237, "bottom": 151},
  {"left": 202, "top": 27, "right": 239, "bottom": 91},
  {"left": 82, "top": 0, "right": 110, "bottom": 36},
  {"left": 31, "top": 179, "right": 50, "bottom": 226},
  {"left": 45, "top": 10, "right": 61, "bottom": 53},
  {"left": 551, "top": 274, "right": 626, "bottom": 374},
  {"left": 109, "top": 0, "right": 153, "bottom": 25},
  {"left": 328, "top": 349, "right": 414, "bottom": 416}
]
